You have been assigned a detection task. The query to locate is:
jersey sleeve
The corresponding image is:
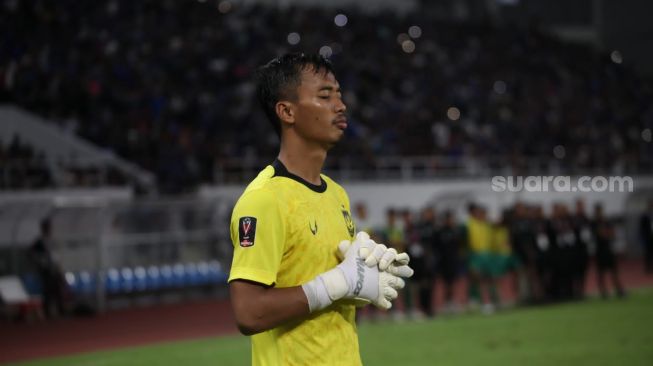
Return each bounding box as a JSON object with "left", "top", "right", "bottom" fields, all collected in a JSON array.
[{"left": 228, "top": 188, "right": 286, "bottom": 286}]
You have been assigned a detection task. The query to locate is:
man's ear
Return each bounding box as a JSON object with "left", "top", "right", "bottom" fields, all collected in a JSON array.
[{"left": 275, "top": 101, "right": 295, "bottom": 127}]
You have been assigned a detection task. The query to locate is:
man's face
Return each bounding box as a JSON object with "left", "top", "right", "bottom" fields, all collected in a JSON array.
[{"left": 291, "top": 67, "right": 347, "bottom": 148}]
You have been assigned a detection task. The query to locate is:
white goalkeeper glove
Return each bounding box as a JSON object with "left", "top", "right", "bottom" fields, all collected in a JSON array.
[
  {"left": 301, "top": 233, "right": 405, "bottom": 312},
  {"left": 339, "top": 231, "right": 414, "bottom": 278}
]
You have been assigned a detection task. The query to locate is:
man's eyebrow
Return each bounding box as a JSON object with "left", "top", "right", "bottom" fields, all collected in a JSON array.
[{"left": 318, "top": 85, "right": 341, "bottom": 92}]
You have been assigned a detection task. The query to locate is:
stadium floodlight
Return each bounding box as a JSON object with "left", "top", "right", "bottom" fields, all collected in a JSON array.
[
  {"left": 287, "top": 32, "right": 300, "bottom": 46},
  {"left": 408, "top": 25, "right": 422, "bottom": 39},
  {"left": 334, "top": 14, "right": 348, "bottom": 27}
]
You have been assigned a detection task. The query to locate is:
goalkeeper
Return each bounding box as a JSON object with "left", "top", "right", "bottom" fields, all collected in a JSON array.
[{"left": 228, "top": 53, "right": 413, "bottom": 366}]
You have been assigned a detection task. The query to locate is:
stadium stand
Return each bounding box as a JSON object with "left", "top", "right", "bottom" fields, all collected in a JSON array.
[{"left": 1, "top": 0, "right": 651, "bottom": 192}]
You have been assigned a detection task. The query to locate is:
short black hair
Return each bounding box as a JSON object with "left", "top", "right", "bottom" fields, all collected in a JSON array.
[{"left": 255, "top": 53, "right": 336, "bottom": 136}]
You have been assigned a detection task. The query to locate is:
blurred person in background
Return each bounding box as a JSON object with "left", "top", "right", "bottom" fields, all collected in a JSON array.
[
  {"left": 436, "top": 210, "right": 463, "bottom": 313},
  {"left": 402, "top": 209, "right": 422, "bottom": 319},
  {"left": 414, "top": 206, "right": 438, "bottom": 318},
  {"left": 353, "top": 202, "right": 374, "bottom": 238},
  {"left": 592, "top": 203, "right": 626, "bottom": 299},
  {"left": 382, "top": 208, "right": 409, "bottom": 319},
  {"left": 490, "top": 210, "right": 522, "bottom": 307},
  {"left": 29, "top": 218, "right": 67, "bottom": 318},
  {"left": 572, "top": 199, "right": 592, "bottom": 299},
  {"left": 640, "top": 200, "right": 653, "bottom": 274},
  {"left": 465, "top": 203, "right": 496, "bottom": 313},
  {"left": 510, "top": 202, "right": 541, "bottom": 303},
  {"left": 352, "top": 201, "right": 378, "bottom": 322},
  {"left": 532, "top": 205, "right": 554, "bottom": 302},
  {"left": 548, "top": 203, "right": 576, "bottom": 301}
]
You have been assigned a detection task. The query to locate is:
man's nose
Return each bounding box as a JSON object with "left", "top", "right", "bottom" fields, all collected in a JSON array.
[{"left": 335, "top": 98, "right": 347, "bottom": 113}]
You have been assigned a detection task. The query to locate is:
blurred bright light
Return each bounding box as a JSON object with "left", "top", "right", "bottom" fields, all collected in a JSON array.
[
  {"left": 334, "top": 14, "right": 348, "bottom": 27},
  {"left": 287, "top": 32, "right": 300, "bottom": 45},
  {"left": 447, "top": 107, "right": 460, "bottom": 121},
  {"left": 218, "top": 1, "right": 232, "bottom": 14},
  {"left": 553, "top": 145, "right": 566, "bottom": 159},
  {"left": 319, "top": 45, "right": 333, "bottom": 58},
  {"left": 397, "top": 33, "right": 410, "bottom": 45},
  {"left": 408, "top": 25, "right": 422, "bottom": 39},
  {"left": 643, "top": 128, "right": 652, "bottom": 142},
  {"left": 401, "top": 40, "right": 415, "bottom": 53},
  {"left": 610, "top": 50, "right": 623, "bottom": 64},
  {"left": 493, "top": 80, "right": 507, "bottom": 94}
]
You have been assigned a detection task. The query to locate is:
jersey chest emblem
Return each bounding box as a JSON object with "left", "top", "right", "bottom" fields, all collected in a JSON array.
[
  {"left": 309, "top": 219, "right": 318, "bottom": 235},
  {"left": 342, "top": 208, "right": 355, "bottom": 237}
]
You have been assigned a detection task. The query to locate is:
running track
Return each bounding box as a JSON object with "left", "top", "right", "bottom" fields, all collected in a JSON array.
[{"left": 2, "top": 259, "right": 652, "bottom": 364}]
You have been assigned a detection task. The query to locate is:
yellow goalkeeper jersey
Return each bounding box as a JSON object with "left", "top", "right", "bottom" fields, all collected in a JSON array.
[{"left": 228, "top": 160, "right": 360, "bottom": 366}]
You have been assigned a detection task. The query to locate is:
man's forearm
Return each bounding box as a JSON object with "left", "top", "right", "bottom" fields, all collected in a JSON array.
[{"left": 230, "top": 281, "right": 310, "bottom": 335}]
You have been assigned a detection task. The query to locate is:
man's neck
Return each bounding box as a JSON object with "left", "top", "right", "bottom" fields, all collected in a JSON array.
[{"left": 277, "top": 142, "right": 327, "bottom": 186}]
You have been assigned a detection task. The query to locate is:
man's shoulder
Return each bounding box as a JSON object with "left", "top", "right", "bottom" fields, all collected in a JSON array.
[
  {"left": 320, "top": 174, "right": 347, "bottom": 195},
  {"left": 232, "top": 166, "right": 281, "bottom": 210}
]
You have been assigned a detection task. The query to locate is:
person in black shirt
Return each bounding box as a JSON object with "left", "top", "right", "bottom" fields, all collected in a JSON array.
[
  {"left": 414, "top": 206, "right": 438, "bottom": 317},
  {"left": 639, "top": 200, "right": 653, "bottom": 274},
  {"left": 571, "top": 199, "right": 591, "bottom": 299},
  {"left": 435, "top": 210, "right": 462, "bottom": 312},
  {"left": 592, "top": 204, "right": 625, "bottom": 299},
  {"left": 29, "top": 218, "right": 67, "bottom": 318},
  {"left": 532, "top": 205, "right": 554, "bottom": 302},
  {"left": 548, "top": 203, "right": 576, "bottom": 301}
]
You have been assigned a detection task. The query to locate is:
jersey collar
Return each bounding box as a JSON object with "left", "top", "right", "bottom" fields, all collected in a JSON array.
[{"left": 272, "top": 159, "right": 327, "bottom": 193}]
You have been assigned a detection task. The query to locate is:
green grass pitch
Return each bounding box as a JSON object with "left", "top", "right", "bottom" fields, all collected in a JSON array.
[{"left": 11, "top": 288, "right": 653, "bottom": 366}]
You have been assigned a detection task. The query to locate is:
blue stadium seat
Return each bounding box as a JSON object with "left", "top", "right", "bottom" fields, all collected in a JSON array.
[
  {"left": 21, "top": 272, "right": 43, "bottom": 296},
  {"left": 133, "top": 266, "right": 147, "bottom": 292},
  {"left": 77, "top": 271, "right": 95, "bottom": 295},
  {"left": 172, "top": 263, "right": 186, "bottom": 287},
  {"left": 208, "top": 260, "right": 227, "bottom": 284},
  {"left": 159, "top": 264, "right": 174, "bottom": 289},
  {"left": 185, "top": 263, "right": 200, "bottom": 285},
  {"left": 120, "top": 267, "right": 134, "bottom": 293},
  {"left": 105, "top": 268, "right": 121, "bottom": 294},
  {"left": 196, "top": 261, "right": 211, "bottom": 285},
  {"left": 146, "top": 265, "right": 161, "bottom": 290},
  {"left": 64, "top": 271, "right": 77, "bottom": 293}
]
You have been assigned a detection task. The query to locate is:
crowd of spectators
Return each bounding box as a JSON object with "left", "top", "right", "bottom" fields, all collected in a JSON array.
[
  {"left": 1, "top": 0, "right": 652, "bottom": 192},
  {"left": 355, "top": 198, "right": 633, "bottom": 319}
]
